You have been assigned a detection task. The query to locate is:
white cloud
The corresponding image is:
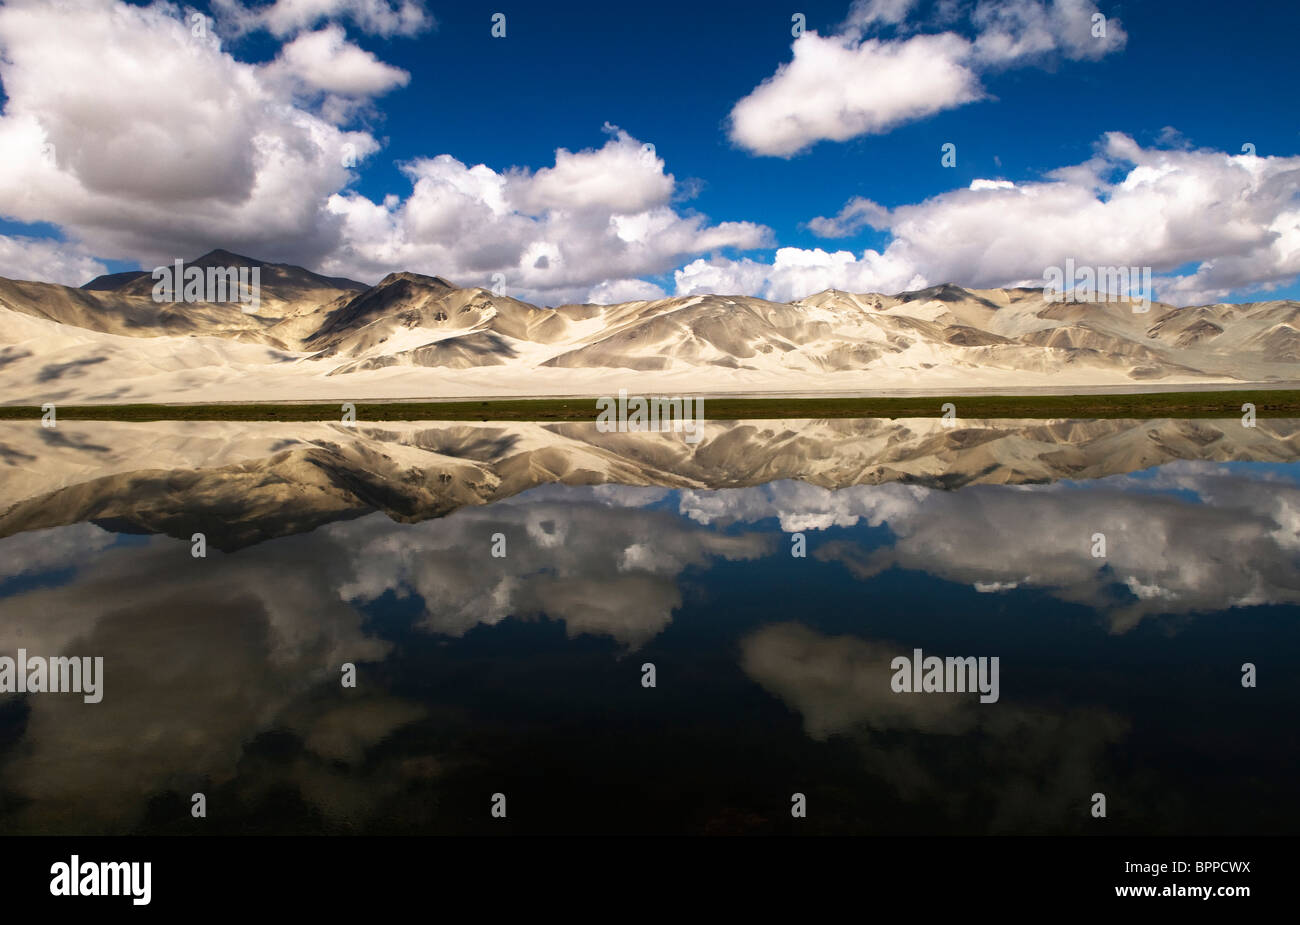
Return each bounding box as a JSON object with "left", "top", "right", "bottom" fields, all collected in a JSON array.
[
  {"left": 843, "top": 0, "right": 919, "bottom": 31},
  {"left": 671, "top": 255, "right": 780, "bottom": 299},
  {"left": 327, "top": 492, "right": 772, "bottom": 647},
  {"left": 0, "top": 0, "right": 381, "bottom": 266},
  {"left": 586, "top": 278, "right": 669, "bottom": 304},
  {"left": 0, "top": 234, "right": 107, "bottom": 286},
  {"left": 969, "top": 179, "right": 1016, "bottom": 191},
  {"left": 268, "top": 24, "right": 410, "bottom": 96},
  {"left": 729, "top": 31, "right": 982, "bottom": 158},
  {"left": 682, "top": 135, "right": 1300, "bottom": 305},
  {"left": 519, "top": 126, "right": 675, "bottom": 215},
  {"left": 2, "top": 0, "right": 1286, "bottom": 310},
  {"left": 324, "top": 127, "right": 772, "bottom": 304},
  {"left": 804, "top": 195, "right": 890, "bottom": 238},
  {"left": 0, "top": 3, "right": 767, "bottom": 303},
  {"left": 730, "top": 0, "right": 1126, "bottom": 157},
  {"left": 675, "top": 463, "right": 1300, "bottom": 633},
  {"left": 675, "top": 246, "right": 925, "bottom": 301},
  {"left": 971, "top": 0, "right": 1126, "bottom": 65},
  {"left": 214, "top": 0, "right": 432, "bottom": 38}
]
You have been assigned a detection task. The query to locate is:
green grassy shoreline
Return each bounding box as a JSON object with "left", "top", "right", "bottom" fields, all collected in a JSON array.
[{"left": 2, "top": 390, "right": 1298, "bottom": 422}]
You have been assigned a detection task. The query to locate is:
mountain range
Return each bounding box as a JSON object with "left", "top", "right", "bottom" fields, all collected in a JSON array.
[
  {"left": 1, "top": 250, "right": 1298, "bottom": 404},
  {"left": 3, "top": 416, "right": 1297, "bottom": 550}
]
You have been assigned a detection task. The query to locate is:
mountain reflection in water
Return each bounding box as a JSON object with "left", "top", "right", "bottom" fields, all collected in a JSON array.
[{"left": 0, "top": 418, "right": 1297, "bottom": 834}]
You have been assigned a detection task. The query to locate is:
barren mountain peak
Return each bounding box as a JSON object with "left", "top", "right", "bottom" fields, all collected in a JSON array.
[
  {"left": 3, "top": 254, "right": 1299, "bottom": 403},
  {"left": 377, "top": 270, "right": 456, "bottom": 289}
]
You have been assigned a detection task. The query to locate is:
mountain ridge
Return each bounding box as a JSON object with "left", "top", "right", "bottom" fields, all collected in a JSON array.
[
  {"left": 3, "top": 417, "right": 1298, "bottom": 550},
  {"left": 0, "top": 251, "right": 1297, "bottom": 404}
]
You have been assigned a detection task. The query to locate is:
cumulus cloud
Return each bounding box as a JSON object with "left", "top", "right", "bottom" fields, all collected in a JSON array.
[
  {"left": 968, "top": 178, "right": 1016, "bottom": 191},
  {"left": 0, "top": 481, "right": 766, "bottom": 828},
  {"left": 0, "top": 0, "right": 381, "bottom": 267},
  {"left": 585, "top": 278, "right": 669, "bottom": 304},
  {"left": 729, "top": 0, "right": 1126, "bottom": 157},
  {"left": 680, "top": 480, "right": 926, "bottom": 533},
  {"left": 683, "top": 135, "right": 1300, "bottom": 305},
  {"left": 0, "top": 234, "right": 107, "bottom": 286},
  {"left": 674, "top": 245, "right": 925, "bottom": 300},
  {"left": 2, "top": 1, "right": 1288, "bottom": 309},
  {"left": 0, "top": 528, "right": 400, "bottom": 831},
  {"left": 677, "top": 463, "right": 1300, "bottom": 633},
  {"left": 519, "top": 130, "right": 675, "bottom": 214},
  {"left": 729, "top": 31, "right": 982, "bottom": 158},
  {"left": 323, "top": 126, "right": 772, "bottom": 304},
  {"left": 740, "top": 622, "right": 1129, "bottom": 832},
  {"left": 0, "top": 3, "right": 763, "bottom": 302},
  {"left": 0, "top": 522, "right": 115, "bottom": 582},
  {"left": 268, "top": 24, "right": 411, "bottom": 96},
  {"left": 329, "top": 490, "right": 773, "bottom": 647}
]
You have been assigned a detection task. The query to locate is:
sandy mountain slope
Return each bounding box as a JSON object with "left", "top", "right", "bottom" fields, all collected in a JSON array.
[
  {"left": 100, "top": 248, "right": 367, "bottom": 319},
  {"left": 80, "top": 269, "right": 149, "bottom": 291},
  {"left": 0, "top": 250, "right": 364, "bottom": 350},
  {"left": 1, "top": 417, "right": 1296, "bottom": 549},
  {"left": 1, "top": 255, "right": 1298, "bottom": 403},
  {"left": 0, "top": 275, "right": 277, "bottom": 344},
  {"left": 303, "top": 272, "right": 568, "bottom": 373}
]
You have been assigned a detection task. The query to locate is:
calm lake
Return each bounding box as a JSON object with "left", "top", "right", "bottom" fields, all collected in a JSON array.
[{"left": 1, "top": 417, "right": 1297, "bottom": 834}]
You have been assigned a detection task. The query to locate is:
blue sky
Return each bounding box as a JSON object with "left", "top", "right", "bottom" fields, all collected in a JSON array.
[
  {"left": 337, "top": 0, "right": 1300, "bottom": 247},
  {"left": 0, "top": 0, "right": 1297, "bottom": 306}
]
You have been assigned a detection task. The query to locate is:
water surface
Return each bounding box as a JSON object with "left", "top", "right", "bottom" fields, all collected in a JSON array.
[{"left": 1, "top": 417, "right": 1297, "bottom": 834}]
